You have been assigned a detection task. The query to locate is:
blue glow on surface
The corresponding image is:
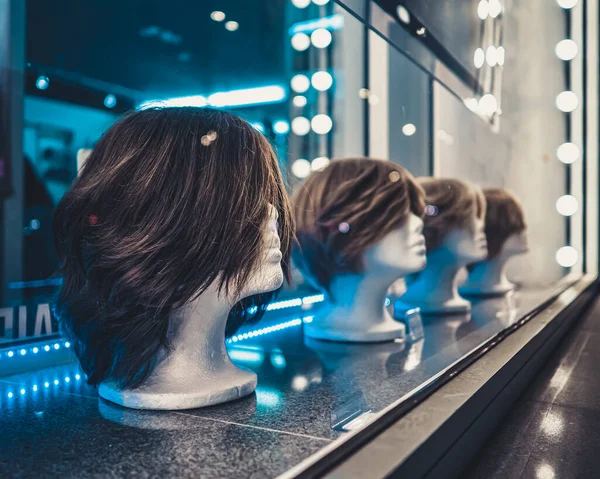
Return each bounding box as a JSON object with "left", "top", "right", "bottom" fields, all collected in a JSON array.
[
  {"left": 228, "top": 349, "right": 264, "bottom": 365},
  {"left": 303, "top": 316, "right": 314, "bottom": 323},
  {"left": 36, "top": 76, "right": 49, "bottom": 90},
  {"left": 385, "top": 298, "right": 391, "bottom": 307},
  {"left": 273, "top": 120, "right": 290, "bottom": 135},
  {"left": 30, "top": 219, "right": 40, "bottom": 230},
  {"left": 289, "top": 14, "right": 344, "bottom": 35},
  {"left": 270, "top": 353, "right": 287, "bottom": 369},
  {"left": 139, "top": 85, "right": 287, "bottom": 110},
  {"left": 250, "top": 122, "right": 265, "bottom": 133},
  {"left": 255, "top": 388, "right": 282, "bottom": 407}
]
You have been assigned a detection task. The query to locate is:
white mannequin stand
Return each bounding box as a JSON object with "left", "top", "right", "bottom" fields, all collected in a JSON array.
[
  {"left": 460, "top": 232, "right": 529, "bottom": 296},
  {"left": 396, "top": 247, "right": 471, "bottom": 314},
  {"left": 305, "top": 274, "right": 407, "bottom": 342},
  {"left": 304, "top": 214, "right": 427, "bottom": 343},
  {"left": 460, "top": 255, "right": 515, "bottom": 296},
  {"left": 99, "top": 283, "right": 257, "bottom": 410},
  {"left": 99, "top": 205, "right": 283, "bottom": 410}
]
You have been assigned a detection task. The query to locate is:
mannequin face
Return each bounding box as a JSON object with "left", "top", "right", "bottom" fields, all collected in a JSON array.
[
  {"left": 502, "top": 230, "right": 529, "bottom": 256},
  {"left": 362, "top": 214, "right": 427, "bottom": 277},
  {"left": 442, "top": 217, "right": 488, "bottom": 264},
  {"left": 237, "top": 204, "right": 284, "bottom": 299}
]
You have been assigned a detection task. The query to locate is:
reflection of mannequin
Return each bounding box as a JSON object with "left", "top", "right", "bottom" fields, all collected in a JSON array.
[
  {"left": 305, "top": 337, "right": 406, "bottom": 429},
  {"left": 53, "top": 108, "right": 293, "bottom": 410},
  {"left": 293, "top": 158, "right": 427, "bottom": 342},
  {"left": 396, "top": 178, "right": 487, "bottom": 314},
  {"left": 461, "top": 189, "right": 528, "bottom": 296},
  {"left": 469, "top": 293, "right": 519, "bottom": 328}
]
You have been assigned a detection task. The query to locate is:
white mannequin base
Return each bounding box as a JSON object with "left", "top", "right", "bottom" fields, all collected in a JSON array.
[
  {"left": 395, "top": 295, "right": 471, "bottom": 315},
  {"left": 459, "top": 280, "right": 515, "bottom": 297},
  {"left": 304, "top": 312, "right": 406, "bottom": 343},
  {"left": 98, "top": 367, "right": 257, "bottom": 410}
]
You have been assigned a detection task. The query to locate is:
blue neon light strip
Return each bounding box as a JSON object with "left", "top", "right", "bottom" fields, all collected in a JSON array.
[
  {"left": 0, "top": 339, "right": 71, "bottom": 361},
  {"left": 227, "top": 315, "right": 314, "bottom": 344},
  {"left": 3, "top": 369, "right": 85, "bottom": 400},
  {"left": 289, "top": 14, "right": 344, "bottom": 35}
]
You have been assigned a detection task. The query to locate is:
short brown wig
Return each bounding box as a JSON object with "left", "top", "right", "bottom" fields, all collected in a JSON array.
[
  {"left": 483, "top": 188, "right": 527, "bottom": 259},
  {"left": 292, "top": 158, "right": 425, "bottom": 293},
  {"left": 53, "top": 107, "right": 293, "bottom": 389},
  {"left": 418, "top": 177, "right": 486, "bottom": 251}
]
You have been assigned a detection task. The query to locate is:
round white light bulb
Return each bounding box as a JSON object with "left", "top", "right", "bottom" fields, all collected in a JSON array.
[
  {"left": 225, "top": 21, "right": 239, "bottom": 32},
  {"left": 497, "top": 46, "right": 505, "bottom": 66},
  {"left": 292, "top": 0, "right": 311, "bottom": 7},
  {"left": 311, "top": 157, "right": 330, "bottom": 171},
  {"left": 478, "top": 94, "right": 498, "bottom": 116},
  {"left": 291, "top": 33, "right": 311, "bottom": 51},
  {"left": 402, "top": 123, "right": 417, "bottom": 136},
  {"left": 556, "top": 246, "right": 578, "bottom": 267},
  {"left": 292, "top": 116, "right": 311, "bottom": 136},
  {"left": 477, "top": 0, "right": 489, "bottom": 19},
  {"left": 557, "top": 143, "right": 580, "bottom": 164},
  {"left": 556, "top": 195, "right": 579, "bottom": 216},
  {"left": 557, "top": 0, "right": 578, "bottom": 9},
  {"left": 311, "top": 114, "right": 333, "bottom": 134},
  {"left": 311, "top": 71, "right": 333, "bottom": 91},
  {"left": 292, "top": 159, "right": 311, "bottom": 178},
  {"left": 312, "top": 0, "right": 330, "bottom": 5},
  {"left": 488, "top": 0, "right": 502, "bottom": 18},
  {"left": 311, "top": 29, "right": 332, "bottom": 49},
  {"left": 293, "top": 95, "right": 307, "bottom": 107},
  {"left": 556, "top": 91, "right": 578, "bottom": 112},
  {"left": 291, "top": 74, "right": 310, "bottom": 93},
  {"left": 210, "top": 11, "right": 225, "bottom": 22},
  {"left": 397, "top": 5, "right": 411, "bottom": 24},
  {"left": 474, "top": 48, "right": 485, "bottom": 68},
  {"left": 555, "top": 39, "right": 578, "bottom": 61}
]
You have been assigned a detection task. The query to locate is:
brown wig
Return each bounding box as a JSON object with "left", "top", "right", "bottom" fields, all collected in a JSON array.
[
  {"left": 483, "top": 188, "right": 527, "bottom": 259},
  {"left": 292, "top": 158, "right": 425, "bottom": 293},
  {"left": 418, "top": 178, "right": 486, "bottom": 251},
  {"left": 53, "top": 107, "right": 293, "bottom": 389}
]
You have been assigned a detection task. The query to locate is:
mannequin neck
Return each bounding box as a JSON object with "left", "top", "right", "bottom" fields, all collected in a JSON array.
[
  {"left": 466, "top": 252, "right": 513, "bottom": 289},
  {"left": 147, "top": 282, "right": 236, "bottom": 385},
  {"left": 405, "top": 247, "right": 465, "bottom": 303},
  {"left": 326, "top": 272, "right": 395, "bottom": 325}
]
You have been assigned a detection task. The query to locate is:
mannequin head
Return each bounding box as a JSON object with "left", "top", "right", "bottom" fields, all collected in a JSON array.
[
  {"left": 418, "top": 177, "right": 487, "bottom": 263},
  {"left": 483, "top": 188, "right": 528, "bottom": 259},
  {"left": 53, "top": 107, "right": 293, "bottom": 389},
  {"left": 292, "top": 158, "right": 426, "bottom": 295}
]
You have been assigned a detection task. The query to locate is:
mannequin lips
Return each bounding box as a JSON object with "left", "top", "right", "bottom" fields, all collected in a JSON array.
[
  {"left": 411, "top": 236, "right": 427, "bottom": 254},
  {"left": 267, "top": 235, "right": 282, "bottom": 262}
]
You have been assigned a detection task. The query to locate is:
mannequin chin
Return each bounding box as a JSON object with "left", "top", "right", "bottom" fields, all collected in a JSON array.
[
  {"left": 305, "top": 214, "right": 427, "bottom": 343},
  {"left": 99, "top": 206, "right": 282, "bottom": 410},
  {"left": 460, "top": 230, "right": 529, "bottom": 296},
  {"left": 396, "top": 217, "right": 488, "bottom": 314}
]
